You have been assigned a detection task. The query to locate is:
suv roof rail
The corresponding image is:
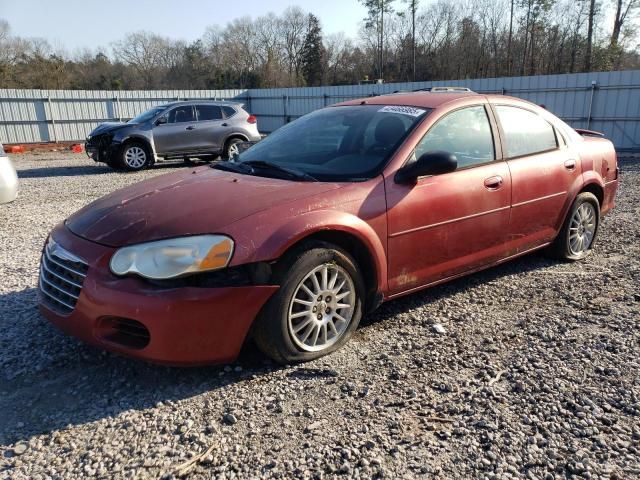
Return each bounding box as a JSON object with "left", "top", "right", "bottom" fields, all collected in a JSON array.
[
  {"left": 385, "top": 86, "right": 475, "bottom": 95},
  {"left": 413, "top": 86, "right": 474, "bottom": 93}
]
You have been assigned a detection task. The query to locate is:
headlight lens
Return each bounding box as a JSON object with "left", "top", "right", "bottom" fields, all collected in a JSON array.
[{"left": 110, "top": 235, "right": 234, "bottom": 280}]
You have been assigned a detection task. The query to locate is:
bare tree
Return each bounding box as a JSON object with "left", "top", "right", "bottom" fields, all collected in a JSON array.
[
  {"left": 398, "top": 0, "right": 419, "bottom": 80},
  {"left": 585, "top": 0, "right": 597, "bottom": 71},
  {"left": 609, "top": 0, "right": 639, "bottom": 67},
  {"left": 281, "top": 7, "right": 308, "bottom": 85},
  {"left": 112, "top": 32, "right": 180, "bottom": 88},
  {"left": 253, "top": 13, "right": 285, "bottom": 87},
  {"left": 360, "top": 0, "right": 396, "bottom": 80}
]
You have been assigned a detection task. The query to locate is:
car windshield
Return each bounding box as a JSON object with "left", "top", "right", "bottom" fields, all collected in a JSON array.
[
  {"left": 234, "top": 105, "right": 429, "bottom": 181},
  {"left": 128, "top": 106, "right": 167, "bottom": 124}
]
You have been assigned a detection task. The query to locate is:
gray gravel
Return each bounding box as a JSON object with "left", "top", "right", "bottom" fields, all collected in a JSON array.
[{"left": 1, "top": 152, "right": 639, "bottom": 479}]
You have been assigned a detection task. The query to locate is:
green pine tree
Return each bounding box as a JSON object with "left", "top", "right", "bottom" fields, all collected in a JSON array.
[{"left": 301, "top": 14, "right": 325, "bottom": 86}]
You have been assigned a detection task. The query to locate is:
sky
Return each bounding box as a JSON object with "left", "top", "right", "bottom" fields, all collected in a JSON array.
[{"left": 0, "top": 0, "right": 369, "bottom": 53}]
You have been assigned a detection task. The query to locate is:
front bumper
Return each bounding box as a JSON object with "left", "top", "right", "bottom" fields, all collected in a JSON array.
[
  {"left": 85, "top": 137, "right": 119, "bottom": 163},
  {"left": 38, "top": 224, "right": 278, "bottom": 366}
]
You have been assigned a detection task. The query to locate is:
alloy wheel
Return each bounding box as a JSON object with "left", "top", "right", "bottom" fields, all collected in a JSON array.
[
  {"left": 568, "top": 202, "right": 596, "bottom": 255},
  {"left": 124, "top": 146, "right": 147, "bottom": 169},
  {"left": 287, "top": 263, "right": 356, "bottom": 352},
  {"left": 228, "top": 142, "right": 240, "bottom": 159}
]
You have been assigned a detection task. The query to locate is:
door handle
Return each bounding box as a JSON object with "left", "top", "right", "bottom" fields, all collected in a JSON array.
[
  {"left": 484, "top": 175, "right": 503, "bottom": 190},
  {"left": 185, "top": 125, "right": 195, "bottom": 130},
  {"left": 221, "top": 123, "right": 229, "bottom": 127},
  {"left": 564, "top": 159, "right": 577, "bottom": 170}
]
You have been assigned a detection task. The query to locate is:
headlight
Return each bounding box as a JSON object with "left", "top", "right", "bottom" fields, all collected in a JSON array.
[{"left": 110, "top": 235, "right": 234, "bottom": 280}]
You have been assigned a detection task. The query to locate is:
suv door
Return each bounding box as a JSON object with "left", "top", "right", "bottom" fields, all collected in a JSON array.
[
  {"left": 153, "top": 105, "right": 198, "bottom": 154},
  {"left": 491, "top": 104, "right": 581, "bottom": 254},
  {"left": 385, "top": 105, "right": 512, "bottom": 293},
  {"left": 193, "top": 104, "right": 227, "bottom": 152}
]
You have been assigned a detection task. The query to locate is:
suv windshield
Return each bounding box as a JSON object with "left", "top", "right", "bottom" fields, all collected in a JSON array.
[
  {"left": 128, "top": 106, "right": 167, "bottom": 124},
  {"left": 234, "top": 105, "right": 429, "bottom": 181}
]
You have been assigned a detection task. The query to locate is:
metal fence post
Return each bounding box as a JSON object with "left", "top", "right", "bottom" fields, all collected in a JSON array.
[
  {"left": 114, "top": 96, "right": 122, "bottom": 121},
  {"left": 324, "top": 93, "right": 329, "bottom": 107},
  {"left": 587, "top": 80, "right": 597, "bottom": 129},
  {"left": 283, "top": 95, "right": 289, "bottom": 124},
  {"left": 246, "top": 91, "right": 252, "bottom": 113},
  {"left": 46, "top": 97, "right": 57, "bottom": 143}
]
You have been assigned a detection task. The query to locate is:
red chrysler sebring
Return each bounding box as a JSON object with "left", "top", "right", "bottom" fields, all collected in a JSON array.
[{"left": 39, "top": 91, "right": 619, "bottom": 365}]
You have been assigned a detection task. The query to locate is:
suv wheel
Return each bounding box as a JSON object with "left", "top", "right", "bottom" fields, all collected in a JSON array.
[
  {"left": 120, "top": 142, "right": 151, "bottom": 171},
  {"left": 252, "top": 242, "right": 365, "bottom": 364},
  {"left": 222, "top": 138, "right": 243, "bottom": 161}
]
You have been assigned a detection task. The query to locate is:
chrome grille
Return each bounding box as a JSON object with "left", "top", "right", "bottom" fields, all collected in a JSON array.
[{"left": 39, "top": 238, "right": 88, "bottom": 315}]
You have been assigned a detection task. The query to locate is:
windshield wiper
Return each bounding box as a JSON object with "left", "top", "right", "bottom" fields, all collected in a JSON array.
[{"left": 243, "top": 160, "right": 318, "bottom": 182}]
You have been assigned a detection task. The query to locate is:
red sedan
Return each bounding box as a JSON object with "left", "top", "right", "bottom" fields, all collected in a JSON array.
[{"left": 39, "top": 91, "right": 619, "bottom": 365}]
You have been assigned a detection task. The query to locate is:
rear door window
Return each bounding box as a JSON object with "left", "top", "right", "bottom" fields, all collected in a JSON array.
[
  {"left": 495, "top": 105, "right": 557, "bottom": 158},
  {"left": 196, "top": 105, "right": 223, "bottom": 121},
  {"left": 167, "top": 106, "right": 195, "bottom": 124}
]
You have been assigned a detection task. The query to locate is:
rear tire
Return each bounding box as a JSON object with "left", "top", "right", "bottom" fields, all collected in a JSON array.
[
  {"left": 252, "top": 242, "right": 365, "bottom": 364},
  {"left": 222, "top": 138, "right": 243, "bottom": 161},
  {"left": 547, "top": 192, "right": 600, "bottom": 261},
  {"left": 119, "top": 142, "right": 151, "bottom": 171}
]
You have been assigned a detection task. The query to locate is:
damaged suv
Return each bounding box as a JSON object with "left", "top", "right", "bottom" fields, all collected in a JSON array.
[{"left": 85, "top": 100, "right": 261, "bottom": 171}]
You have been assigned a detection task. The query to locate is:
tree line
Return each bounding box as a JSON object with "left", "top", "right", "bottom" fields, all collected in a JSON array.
[{"left": 0, "top": 0, "right": 638, "bottom": 91}]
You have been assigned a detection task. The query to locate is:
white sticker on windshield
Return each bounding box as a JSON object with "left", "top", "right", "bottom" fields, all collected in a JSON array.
[{"left": 378, "top": 105, "right": 426, "bottom": 117}]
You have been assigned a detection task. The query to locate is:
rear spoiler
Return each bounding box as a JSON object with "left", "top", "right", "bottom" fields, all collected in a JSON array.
[{"left": 575, "top": 128, "right": 604, "bottom": 137}]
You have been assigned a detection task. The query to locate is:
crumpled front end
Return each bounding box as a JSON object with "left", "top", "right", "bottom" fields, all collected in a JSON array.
[{"left": 85, "top": 133, "right": 119, "bottom": 164}]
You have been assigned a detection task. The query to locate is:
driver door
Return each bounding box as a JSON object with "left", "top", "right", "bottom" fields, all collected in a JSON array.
[
  {"left": 153, "top": 105, "right": 198, "bottom": 154},
  {"left": 385, "top": 105, "right": 512, "bottom": 294}
]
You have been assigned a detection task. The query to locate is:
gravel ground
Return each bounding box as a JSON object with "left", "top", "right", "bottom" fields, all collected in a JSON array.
[{"left": 0, "top": 152, "right": 639, "bottom": 480}]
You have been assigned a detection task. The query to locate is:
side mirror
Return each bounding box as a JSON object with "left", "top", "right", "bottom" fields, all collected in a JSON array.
[
  {"left": 395, "top": 150, "right": 458, "bottom": 184},
  {"left": 155, "top": 116, "right": 167, "bottom": 126}
]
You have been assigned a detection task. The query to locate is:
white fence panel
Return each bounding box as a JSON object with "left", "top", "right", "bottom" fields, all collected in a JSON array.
[{"left": 0, "top": 70, "right": 638, "bottom": 152}]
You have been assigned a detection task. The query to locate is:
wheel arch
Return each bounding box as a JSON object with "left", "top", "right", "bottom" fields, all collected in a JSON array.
[
  {"left": 224, "top": 133, "right": 249, "bottom": 146},
  {"left": 248, "top": 212, "right": 388, "bottom": 312},
  {"left": 120, "top": 135, "right": 155, "bottom": 157},
  {"left": 556, "top": 174, "right": 604, "bottom": 232},
  {"left": 579, "top": 182, "right": 604, "bottom": 207},
  {"left": 276, "top": 229, "right": 383, "bottom": 312}
]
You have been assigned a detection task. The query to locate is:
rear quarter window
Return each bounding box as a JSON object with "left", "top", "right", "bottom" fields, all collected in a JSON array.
[{"left": 222, "top": 106, "right": 237, "bottom": 118}]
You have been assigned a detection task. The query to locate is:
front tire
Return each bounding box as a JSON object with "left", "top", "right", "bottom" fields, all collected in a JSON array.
[
  {"left": 120, "top": 142, "right": 151, "bottom": 171},
  {"left": 548, "top": 192, "right": 600, "bottom": 261},
  {"left": 253, "top": 242, "right": 365, "bottom": 364}
]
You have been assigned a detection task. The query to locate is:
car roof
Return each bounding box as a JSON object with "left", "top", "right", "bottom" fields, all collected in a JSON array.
[
  {"left": 335, "top": 91, "right": 481, "bottom": 109},
  {"left": 163, "top": 100, "right": 244, "bottom": 108},
  {"left": 336, "top": 91, "right": 551, "bottom": 114}
]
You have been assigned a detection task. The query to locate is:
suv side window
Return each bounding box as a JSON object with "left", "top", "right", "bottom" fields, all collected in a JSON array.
[
  {"left": 167, "top": 106, "right": 195, "bottom": 124},
  {"left": 414, "top": 105, "right": 495, "bottom": 168},
  {"left": 196, "top": 105, "right": 223, "bottom": 121},
  {"left": 222, "top": 106, "right": 237, "bottom": 118},
  {"left": 495, "top": 105, "right": 557, "bottom": 158}
]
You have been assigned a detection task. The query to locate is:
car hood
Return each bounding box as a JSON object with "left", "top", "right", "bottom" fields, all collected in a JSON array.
[
  {"left": 65, "top": 167, "right": 343, "bottom": 247},
  {"left": 89, "top": 122, "right": 133, "bottom": 137}
]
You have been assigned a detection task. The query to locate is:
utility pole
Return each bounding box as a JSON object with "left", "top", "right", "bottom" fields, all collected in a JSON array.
[{"left": 380, "top": 1, "right": 385, "bottom": 81}]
